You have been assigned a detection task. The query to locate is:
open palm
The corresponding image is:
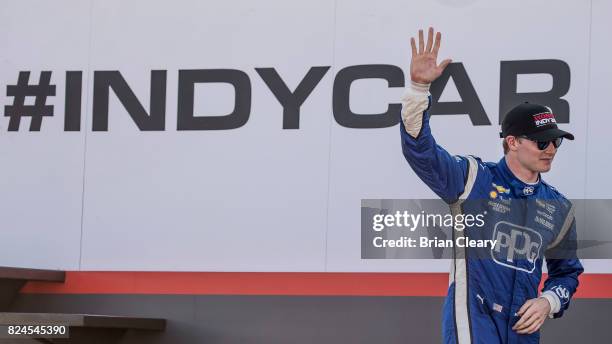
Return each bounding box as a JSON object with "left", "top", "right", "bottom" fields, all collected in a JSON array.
[{"left": 410, "top": 27, "right": 452, "bottom": 84}]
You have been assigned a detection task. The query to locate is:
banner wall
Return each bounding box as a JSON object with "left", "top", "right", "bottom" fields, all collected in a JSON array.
[{"left": 0, "top": 0, "right": 609, "bottom": 273}]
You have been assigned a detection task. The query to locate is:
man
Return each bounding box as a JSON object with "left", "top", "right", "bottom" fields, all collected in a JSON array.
[{"left": 400, "top": 27, "right": 583, "bottom": 343}]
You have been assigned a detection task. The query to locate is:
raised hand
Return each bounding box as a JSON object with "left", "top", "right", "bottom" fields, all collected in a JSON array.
[{"left": 410, "top": 27, "right": 452, "bottom": 84}]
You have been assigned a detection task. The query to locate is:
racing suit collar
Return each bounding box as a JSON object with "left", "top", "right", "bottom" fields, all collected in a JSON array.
[{"left": 498, "top": 157, "right": 541, "bottom": 197}]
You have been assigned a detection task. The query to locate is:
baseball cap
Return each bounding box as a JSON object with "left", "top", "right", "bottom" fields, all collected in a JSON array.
[{"left": 499, "top": 102, "right": 574, "bottom": 141}]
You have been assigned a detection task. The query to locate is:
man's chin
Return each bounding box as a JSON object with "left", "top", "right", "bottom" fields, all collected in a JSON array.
[{"left": 538, "top": 161, "right": 553, "bottom": 172}]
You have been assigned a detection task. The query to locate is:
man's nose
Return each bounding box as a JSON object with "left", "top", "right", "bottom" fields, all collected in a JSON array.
[{"left": 545, "top": 142, "right": 556, "bottom": 154}]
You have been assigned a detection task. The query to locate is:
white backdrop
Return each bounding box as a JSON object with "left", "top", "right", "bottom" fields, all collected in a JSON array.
[{"left": 0, "top": 0, "right": 609, "bottom": 272}]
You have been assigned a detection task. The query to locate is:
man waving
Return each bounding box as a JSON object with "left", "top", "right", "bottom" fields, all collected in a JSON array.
[{"left": 400, "top": 27, "right": 583, "bottom": 344}]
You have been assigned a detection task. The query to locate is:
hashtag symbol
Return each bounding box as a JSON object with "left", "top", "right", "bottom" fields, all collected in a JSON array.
[{"left": 5, "top": 71, "right": 56, "bottom": 131}]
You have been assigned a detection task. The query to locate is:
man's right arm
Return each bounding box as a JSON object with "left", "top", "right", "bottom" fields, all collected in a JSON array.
[{"left": 399, "top": 80, "right": 469, "bottom": 203}]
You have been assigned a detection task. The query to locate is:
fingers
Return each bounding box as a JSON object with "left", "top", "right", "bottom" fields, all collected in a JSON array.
[
  {"left": 418, "top": 29, "right": 424, "bottom": 54},
  {"left": 513, "top": 300, "right": 536, "bottom": 330},
  {"left": 513, "top": 311, "right": 532, "bottom": 330},
  {"left": 513, "top": 298, "right": 548, "bottom": 334},
  {"left": 517, "top": 299, "right": 534, "bottom": 317},
  {"left": 516, "top": 316, "right": 545, "bottom": 334},
  {"left": 514, "top": 310, "right": 537, "bottom": 331},
  {"left": 432, "top": 32, "right": 441, "bottom": 57},
  {"left": 425, "top": 27, "right": 434, "bottom": 53},
  {"left": 526, "top": 319, "right": 544, "bottom": 334},
  {"left": 413, "top": 27, "right": 444, "bottom": 56}
]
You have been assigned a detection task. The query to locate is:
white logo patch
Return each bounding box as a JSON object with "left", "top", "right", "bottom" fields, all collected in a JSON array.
[
  {"left": 552, "top": 286, "right": 570, "bottom": 305},
  {"left": 491, "top": 222, "right": 543, "bottom": 273}
]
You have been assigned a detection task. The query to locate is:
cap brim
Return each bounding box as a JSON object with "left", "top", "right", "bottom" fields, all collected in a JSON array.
[{"left": 526, "top": 128, "right": 574, "bottom": 141}]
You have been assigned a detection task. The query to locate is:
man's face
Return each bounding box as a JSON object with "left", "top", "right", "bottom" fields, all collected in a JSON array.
[{"left": 515, "top": 137, "right": 557, "bottom": 172}]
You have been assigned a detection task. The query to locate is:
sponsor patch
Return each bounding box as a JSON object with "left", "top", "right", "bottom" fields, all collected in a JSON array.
[
  {"left": 536, "top": 209, "right": 553, "bottom": 221},
  {"left": 476, "top": 294, "right": 484, "bottom": 304},
  {"left": 488, "top": 201, "right": 510, "bottom": 214},
  {"left": 536, "top": 199, "right": 556, "bottom": 214},
  {"left": 492, "top": 183, "right": 510, "bottom": 195},
  {"left": 493, "top": 303, "right": 503, "bottom": 313},
  {"left": 552, "top": 285, "right": 570, "bottom": 305},
  {"left": 535, "top": 216, "right": 554, "bottom": 230},
  {"left": 533, "top": 112, "right": 556, "bottom": 127},
  {"left": 492, "top": 222, "right": 543, "bottom": 273}
]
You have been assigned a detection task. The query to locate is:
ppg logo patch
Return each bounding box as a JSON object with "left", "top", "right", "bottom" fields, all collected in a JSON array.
[
  {"left": 491, "top": 222, "right": 543, "bottom": 273},
  {"left": 552, "top": 285, "right": 570, "bottom": 305}
]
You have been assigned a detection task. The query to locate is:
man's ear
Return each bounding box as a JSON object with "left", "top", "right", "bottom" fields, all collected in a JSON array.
[{"left": 506, "top": 136, "right": 519, "bottom": 152}]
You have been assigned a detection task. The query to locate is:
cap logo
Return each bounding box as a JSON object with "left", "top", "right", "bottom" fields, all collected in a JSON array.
[{"left": 533, "top": 112, "right": 556, "bottom": 127}]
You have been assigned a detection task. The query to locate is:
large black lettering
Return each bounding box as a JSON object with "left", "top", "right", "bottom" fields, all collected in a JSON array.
[
  {"left": 92, "top": 71, "right": 166, "bottom": 131},
  {"left": 256, "top": 67, "right": 329, "bottom": 129},
  {"left": 64, "top": 71, "right": 82, "bottom": 131},
  {"left": 499, "top": 59, "right": 570, "bottom": 123},
  {"left": 333, "top": 64, "right": 404, "bottom": 128},
  {"left": 430, "top": 63, "right": 490, "bottom": 125},
  {"left": 177, "top": 69, "right": 250, "bottom": 130}
]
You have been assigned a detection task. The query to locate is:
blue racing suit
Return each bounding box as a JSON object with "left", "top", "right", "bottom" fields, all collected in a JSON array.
[{"left": 399, "top": 82, "right": 583, "bottom": 344}]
